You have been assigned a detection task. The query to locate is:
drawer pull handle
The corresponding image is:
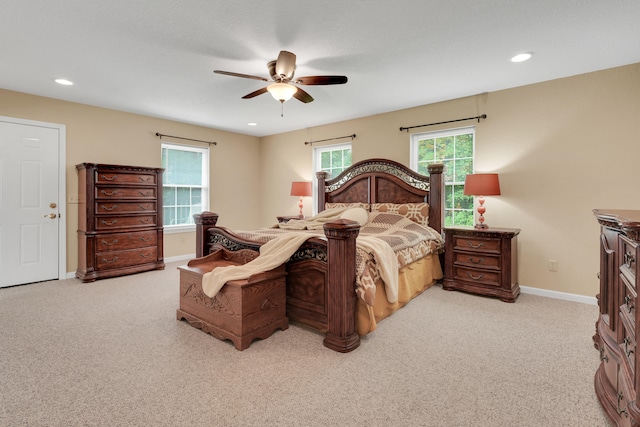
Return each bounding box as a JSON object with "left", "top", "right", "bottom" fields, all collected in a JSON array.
[
  {"left": 617, "top": 392, "right": 629, "bottom": 417},
  {"left": 624, "top": 295, "right": 635, "bottom": 313},
  {"left": 467, "top": 241, "right": 485, "bottom": 249},
  {"left": 140, "top": 253, "right": 151, "bottom": 258},
  {"left": 100, "top": 174, "right": 118, "bottom": 181},
  {"left": 624, "top": 251, "right": 635, "bottom": 268},
  {"left": 100, "top": 204, "right": 118, "bottom": 211},
  {"left": 140, "top": 236, "right": 152, "bottom": 242},
  {"left": 100, "top": 190, "right": 118, "bottom": 196},
  {"left": 467, "top": 257, "right": 485, "bottom": 264},
  {"left": 468, "top": 272, "right": 484, "bottom": 280},
  {"left": 101, "top": 219, "right": 118, "bottom": 226},
  {"left": 101, "top": 256, "right": 119, "bottom": 263},
  {"left": 140, "top": 218, "right": 151, "bottom": 224},
  {"left": 599, "top": 347, "right": 608, "bottom": 362},
  {"left": 139, "top": 176, "right": 152, "bottom": 182},
  {"left": 139, "top": 191, "right": 151, "bottom": 196},
  {"left": 100, "top": 239, "right": 119, "bottom": 246},
  {"left": 140, "top": 204, "right": 151, "bottom": 210}
]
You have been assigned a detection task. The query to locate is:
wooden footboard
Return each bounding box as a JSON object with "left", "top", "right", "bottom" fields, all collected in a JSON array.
[{"left": 194, "top": 212, "right": 362, "bottom": 352}]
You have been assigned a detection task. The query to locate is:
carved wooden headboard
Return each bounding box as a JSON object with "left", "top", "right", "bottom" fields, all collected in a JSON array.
[{"left": 316, "top": 158, "right": 444, "bottom": 232}]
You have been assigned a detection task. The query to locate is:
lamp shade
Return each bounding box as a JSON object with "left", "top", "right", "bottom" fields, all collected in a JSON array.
[
  {"left": 290, "top": 181, "right": 312, "bottom": 197},
  {"left": 268, "top": 83, "right": 298, "bottom": 102},
  {"left": 463, "top": 174, "right": 501, "bottom": 196}
]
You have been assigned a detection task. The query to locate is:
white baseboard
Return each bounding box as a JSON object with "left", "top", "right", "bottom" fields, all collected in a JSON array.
[
  {"left": 65, "top": 254, "right": 196, "bottom": 279},
  {"left": 64, "top": 260, "right": 597, "bottom": 306},
  {"left": 164, "top": 254, "right": 196, "bottom": 263},
  {"left": 520, "top": 285, "right": 597, "bottom": 306}
]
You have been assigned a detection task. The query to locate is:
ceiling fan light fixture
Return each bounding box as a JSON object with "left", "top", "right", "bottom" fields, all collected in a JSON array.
[{"left": 267, "top": 82, "right": 297, "bottom": 102}]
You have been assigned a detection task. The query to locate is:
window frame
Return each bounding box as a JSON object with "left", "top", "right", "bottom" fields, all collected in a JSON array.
[
  {"left": 161, "top": 142, "right": 209, "bottom": 233},
  {"left": 409, "top": 126, "right": 475, "bottom": 227},
  {"left": 311, "top": 142, "right": 352, "bottom": 214}
]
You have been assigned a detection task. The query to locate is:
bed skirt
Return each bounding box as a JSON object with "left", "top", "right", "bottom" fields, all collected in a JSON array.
[{"left": 356, "top": 253, "right": 443, "bottom": 336}]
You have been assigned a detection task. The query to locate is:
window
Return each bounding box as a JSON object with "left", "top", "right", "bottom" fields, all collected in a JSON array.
[
  {"left": 410, "top": 127, "right": 475, "bottom": 226},
  {"left": 161, "top": 143, "right": 209, "bottom": 230},
  {"left": 314, "top": 143, "right": 352, "bottom": 179},
  {"left": 312, "top": 143, "right": 352, "bottom": 213}
]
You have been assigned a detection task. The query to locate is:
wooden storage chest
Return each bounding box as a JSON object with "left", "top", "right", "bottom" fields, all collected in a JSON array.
[{"left": 177, "top": 249, "right": 289, "bottom": 350}]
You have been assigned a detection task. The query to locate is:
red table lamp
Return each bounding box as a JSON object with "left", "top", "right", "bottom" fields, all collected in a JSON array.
[
  {"left": 291, "top": 181, "right": 312, "bottom": 219},
  {"left": 463, "top": 173, "right": 501, "bottom": 229}
]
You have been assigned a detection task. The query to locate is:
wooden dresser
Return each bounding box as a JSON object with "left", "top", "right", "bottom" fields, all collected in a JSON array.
[
  {"left": 593, "top": 209, "right": 640, "bottom": 425},
  {"left": 443, "top": 227, "right": 520, "bottom": 302},
  {"left": 76, "top": 163, "right": 165, "bottom": 282}
]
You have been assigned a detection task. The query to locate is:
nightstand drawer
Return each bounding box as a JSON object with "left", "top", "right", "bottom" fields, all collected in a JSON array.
[
  {"left": 453, "top": 252, "right": 501, "bottom": 270},
  {"left": 453, "top": 266, "right": 501, "bottom": 287},
  {"left": 453, "top": 236, "right": 501, "bottom": 254}
]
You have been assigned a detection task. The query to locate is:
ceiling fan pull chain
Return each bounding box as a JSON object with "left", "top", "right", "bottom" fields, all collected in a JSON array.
[{"left": 281, "top": 101, "right": 284, "bottom": 117}]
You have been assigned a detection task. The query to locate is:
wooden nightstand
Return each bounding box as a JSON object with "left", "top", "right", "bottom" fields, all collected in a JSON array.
[
  {"left": 443, "top": 226, "right": 520, "bottom": 302},
  {"left": 276, "top": 215, "right": 300, "bottom": 223}
]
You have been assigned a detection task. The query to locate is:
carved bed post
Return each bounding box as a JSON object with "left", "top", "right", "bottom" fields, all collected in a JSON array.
[
  {"left": 427, "top": 163, "right": 445, "bottom": 233},
  {"left": 316, "top": 171, "right": 329, "bottom": 213},
  {"left": 193, "top": 212, "right": 219, "bottom": 258},
  {"left": 323, "top": 219, "right": 361, "bottom": 353}
]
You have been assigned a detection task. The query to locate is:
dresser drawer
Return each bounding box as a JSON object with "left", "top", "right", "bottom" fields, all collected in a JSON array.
[
  {"left": 453, "top": 236, "right": 501, "bottom": 254},
  {"left": 96, "top": 230, "right": 157, "bottom": 252},
  {"left": 96, "top": 171, "right": 157, "bottom": 185},
  {"left": 453, "top": 266, "right": 501, "bottom": 287},
  {"left": 95, "top": 215, "right": 157, "bottom": 230},
  {"left": 621, "top": 273, "right": 637, "bottom": 320},
  {"left": 620, "top": 235, "right": 637, "bottom": 287},
  {"left": 453, "top": 252, "right": 501, "bottom": 270},
  {"left": 96, "top": 187, "right": 157, "bottom": 200},
  {"left": 620, "top": 305, "right": 636, "bottom": 375},
  {"left": 96, "top": 201, "right": 157, "bottom": 214},
  {"left": 95, "top": 247, "right": 158, "bottom": 270}
]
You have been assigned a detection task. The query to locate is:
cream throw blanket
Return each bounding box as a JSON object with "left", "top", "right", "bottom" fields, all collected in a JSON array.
[{"left": 201, "top": 229, "right": 399, "bottom": 303}]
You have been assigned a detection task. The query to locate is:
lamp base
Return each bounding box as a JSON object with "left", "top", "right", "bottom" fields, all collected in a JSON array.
[{"left": 474, "top": 223, "right": 489, "bottom": 229}]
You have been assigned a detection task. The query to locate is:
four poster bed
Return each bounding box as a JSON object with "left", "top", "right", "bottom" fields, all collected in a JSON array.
[{"left": 181, "top": 158, "right": 445, "bottom": 352}]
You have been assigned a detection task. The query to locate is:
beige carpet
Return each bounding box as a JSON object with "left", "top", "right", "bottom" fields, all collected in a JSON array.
[{"left": 0, "top": 262, "right": 611, "bottom": 426}]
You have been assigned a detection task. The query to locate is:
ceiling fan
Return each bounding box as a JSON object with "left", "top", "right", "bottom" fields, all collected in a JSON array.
[{"left": 214, "top": 50, "right": 348, "bottom": 104}]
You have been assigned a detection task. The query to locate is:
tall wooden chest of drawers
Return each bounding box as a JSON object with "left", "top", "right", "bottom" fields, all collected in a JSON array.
[
  {"left": 593, "top": 210, "right": 640, "bottom": 425},
  {"left": 443, "top": 226, "right": 520, "bottom": 302},
  {"left": 76, "top": 163, "right": 165, "bottom": 282}
]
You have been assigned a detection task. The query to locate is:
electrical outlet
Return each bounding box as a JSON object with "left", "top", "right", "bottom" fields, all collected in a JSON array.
[{"left": 548, "top": 260, "right": 558, "bottom": 272}]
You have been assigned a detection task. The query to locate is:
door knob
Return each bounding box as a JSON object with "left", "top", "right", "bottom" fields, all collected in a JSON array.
[{"left": 44, "top": 213, "right": 57, "bottom": 219}]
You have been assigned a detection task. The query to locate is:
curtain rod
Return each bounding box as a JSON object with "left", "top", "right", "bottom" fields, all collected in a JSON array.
[
  {"left": 399, "top": 114, "right": 487, "bottom": 132},
  {"left": 155, "top": 132, "right": 217, "bottom": 146},
  {"left": 304, "top": 134, "right": 356, "bottom": 145}
]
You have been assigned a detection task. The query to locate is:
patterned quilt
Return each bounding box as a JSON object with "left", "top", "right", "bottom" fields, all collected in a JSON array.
[{"left": 234, "top": 212, "right": 444, "bottom": 306}]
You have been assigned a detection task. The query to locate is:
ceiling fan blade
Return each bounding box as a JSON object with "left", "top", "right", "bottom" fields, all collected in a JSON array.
[
  {"left": 275, "top": 51, "right": 296, "bottom": 79},
  {"left": 214, "top": 70, "right": 269, "bottom": 82},
  {"left": 295, "top": 75, "right": 348, "bottom": 85},
  {"left": 242, "top": 87, "right": 269, "bottom": 99},
  {"left": 293, "top": 87, "right": 314, "bottom": 103}
]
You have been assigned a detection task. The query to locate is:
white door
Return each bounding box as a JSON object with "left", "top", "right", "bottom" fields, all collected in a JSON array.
[{"left": 0, "top": 118, "right": 65, "bottom": 287}]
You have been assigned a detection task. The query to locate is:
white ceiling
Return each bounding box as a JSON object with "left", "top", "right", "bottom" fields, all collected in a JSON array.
[{"left": 2, "top": 1, "right": 639, "bottom": 137}]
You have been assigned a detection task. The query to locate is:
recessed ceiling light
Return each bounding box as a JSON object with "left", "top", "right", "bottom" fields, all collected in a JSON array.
[
  {"left": 511, "top": 53, "right": 533, "bottom": 63},
  {"left": 54, "top": 78, "right": 74, "bottom": 86},
  {"left": 248, "top": 122, "right": 257, "bottom": 126}
]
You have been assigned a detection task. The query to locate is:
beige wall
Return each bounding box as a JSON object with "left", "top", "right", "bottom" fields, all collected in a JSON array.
[
  {"left": 260, "top": 63, "right": 640, "bottom": 297},
  {"left": 2, "top": 62, "right": 639, "bottom": 297},
  {"left": 0, "top": 89, "right": 261, "bottom": 273}
]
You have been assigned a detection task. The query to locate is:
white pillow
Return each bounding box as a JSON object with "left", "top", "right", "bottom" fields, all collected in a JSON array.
[{"left": 339, "top": 207, "right": 369, "bottom": 226}]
